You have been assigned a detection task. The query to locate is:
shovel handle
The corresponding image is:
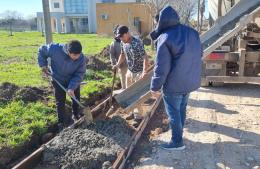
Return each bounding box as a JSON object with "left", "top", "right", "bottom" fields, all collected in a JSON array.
[
  {"left": 52, "top": 76, "right": 85, "bottom": 108},
  {"left": 109, "top": 69, "right": 117, "bottom": 104}
]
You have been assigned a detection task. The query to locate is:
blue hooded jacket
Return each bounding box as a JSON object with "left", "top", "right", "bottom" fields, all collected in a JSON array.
[
  {"left": 150, "top": 6, "right": 202, "bottom": 95},
  {"left": 38, "top": 43, "right": 86, "bottom": 90}
]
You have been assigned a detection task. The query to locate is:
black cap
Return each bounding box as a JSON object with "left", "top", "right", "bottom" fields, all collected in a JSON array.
[{"left": 116, "top": 25, "right": 129, "bottom": 38}]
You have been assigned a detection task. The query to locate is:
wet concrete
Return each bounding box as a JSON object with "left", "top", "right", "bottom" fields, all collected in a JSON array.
[{"left": 38, "top": 116, "right": 134, "bottom": 169}]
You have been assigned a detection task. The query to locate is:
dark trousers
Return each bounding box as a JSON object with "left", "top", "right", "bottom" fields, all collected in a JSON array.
[{"left": 52, "top": 81, "right": 80, "bottom": 123}]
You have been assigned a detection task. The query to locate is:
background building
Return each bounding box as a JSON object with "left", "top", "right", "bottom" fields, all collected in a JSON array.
[
  {"left": 37, "top": 0, "right": 147, "bottom": 34},
  {"left": 37, "top": 0, "right": 97, "bottom": 33},
  {"left": 96, "top": 2, "right": 151, "bottom": 36}
]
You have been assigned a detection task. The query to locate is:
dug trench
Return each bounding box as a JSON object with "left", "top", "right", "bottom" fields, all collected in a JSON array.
[{"left": 31, "top": 94, "right": 158, "bottom": 169}]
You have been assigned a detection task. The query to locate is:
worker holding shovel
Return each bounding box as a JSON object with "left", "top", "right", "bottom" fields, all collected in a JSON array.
[
  {"left": 110, "top": 25, "right": 128, "bottom": 90},
  {"left": 38, "top": 40, "right": 87, "bottom": 131},
  {"left": 112, "top": 25, "right": 149, "bottom": 125}
]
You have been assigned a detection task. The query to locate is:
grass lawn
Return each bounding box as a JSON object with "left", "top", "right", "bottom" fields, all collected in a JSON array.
[
  {"left": 0, "top": 31, "right": 112, "bottom": 87},
  {"left": 0, "top": 101, "right": 57, "bottom": 147},
  {"left": 0, "top": 31, "right": 112, "bottom": 149}
]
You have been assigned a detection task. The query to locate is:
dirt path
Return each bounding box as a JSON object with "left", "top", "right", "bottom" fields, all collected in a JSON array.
[{"left": 133, "top": 84, "right": 260, "bottom": 169}]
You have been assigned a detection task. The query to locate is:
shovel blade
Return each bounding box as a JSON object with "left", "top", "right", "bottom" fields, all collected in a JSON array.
[{"left": 83, "top": 107, "right": 93, "bottom": 124}]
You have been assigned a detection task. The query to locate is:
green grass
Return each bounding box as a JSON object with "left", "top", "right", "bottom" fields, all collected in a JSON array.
[
  {"left": 81, "top": 70, "right": 114, "bottom": 98},
  {"left": 0, "top": 62, "right": 48, "bottom": 87},
  {"left": 0, "top": 101, "right": 57, "bottom": 147},
  {"left": 0, "top": 31, "right": 114, "bottom": 148},
  {"left": 0, "top": 31, "right": 112, "bottom": 88},
  {"left": 0, "top": 31, "right": 111, "bottom": 62}
]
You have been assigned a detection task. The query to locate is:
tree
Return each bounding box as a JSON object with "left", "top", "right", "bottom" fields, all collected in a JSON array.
[
  {"left": 142, "top": 0, "right": 198, "bottom": 49},
  {"left": 142, "top": 0, "right": 171, "bottom": 18},
  {"left": 170, "top": 0, "right": 198, "bottom": 25},
  {"left": 0, "top": 10, "right": 22, "bottom": 36},
  {"left": 26, "top": 15, "right": 38, "bottom": 31},
  {"left": 142, "top": 0, "right": 198, "bottom": 27}
]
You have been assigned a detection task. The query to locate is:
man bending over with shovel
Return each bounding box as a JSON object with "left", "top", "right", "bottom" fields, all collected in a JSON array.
[{"left": 38, "top": 40, "right": 87, "bottom": 130}]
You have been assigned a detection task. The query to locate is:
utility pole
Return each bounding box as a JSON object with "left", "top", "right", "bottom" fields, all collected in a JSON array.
[
  {"left": 197, "top": 0, "right": 200, "bottom": 32},
  {"left": 200, "top": 0, "right": 205, "bottom": 32},
  {"left": 42, "top": 0, "right": 52, "bottom": 44}
]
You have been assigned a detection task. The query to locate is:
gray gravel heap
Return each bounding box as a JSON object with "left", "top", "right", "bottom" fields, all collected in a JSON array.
[{"left": 42, "top": 116, "right": 134, "bottom": 169}]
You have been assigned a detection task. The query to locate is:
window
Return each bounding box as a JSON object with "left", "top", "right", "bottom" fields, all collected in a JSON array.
[
  {"left": 64, "top": 0, "right": 88, "bottom": 14},
  {"left": 101, "top": 14, "right": 109, "bottom": 20},
  {"left": 134, "top": 17, "right": 140, "bottom": 26},
  {"left": 54, "top": 2, "right": 60, "bottom": 8},
  {"left": 81, "top": 18, "right": 88, "bottom": 26}
]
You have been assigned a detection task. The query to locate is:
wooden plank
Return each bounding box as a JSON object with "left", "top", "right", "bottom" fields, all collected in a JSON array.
[
  {"left": 206, "top": 76, "right": 260, "bottom": 84},
  {"left": 112, "top": 96, "right": 161, "bottom": 169},
  {"left": 12, "top": 147, "right": 44, "bottom": 169}
]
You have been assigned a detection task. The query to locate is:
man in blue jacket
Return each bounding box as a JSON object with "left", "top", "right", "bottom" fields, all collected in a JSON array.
[
  {"left": 38, "top": 40, "right": 87, "bottom": 129},
  {"left": 150, "top": 6, "right": 202, "bottom": 150}
]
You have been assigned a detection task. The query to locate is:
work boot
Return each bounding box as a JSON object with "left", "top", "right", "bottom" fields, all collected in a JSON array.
[{"left": 160, "top": 140, "right": 185, "bottom": 151}]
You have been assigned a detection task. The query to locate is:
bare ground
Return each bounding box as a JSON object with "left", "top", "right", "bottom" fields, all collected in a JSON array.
[{"left": 130, "top": 84, "right": 260, "bottom": 169}]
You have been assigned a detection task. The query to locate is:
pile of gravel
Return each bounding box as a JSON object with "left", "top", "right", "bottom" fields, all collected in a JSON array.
[{"left": 41, "top": 116, "right": 134, "bottom": 169}]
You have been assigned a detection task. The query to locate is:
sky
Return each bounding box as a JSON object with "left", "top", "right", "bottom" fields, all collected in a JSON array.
[
  {"left": 0, "top": 0, "right": 42, "bottom": 18},
  {"left": 0, "top": 0, "right": 209, "bottom": 19}
]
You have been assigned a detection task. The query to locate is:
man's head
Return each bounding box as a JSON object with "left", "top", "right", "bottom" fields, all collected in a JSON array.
[
  {"left": 67, "top": 40, "right": 82, "bottom": 60},
  {"left": 116, "top": 25, "right": 131, "bottom": 43}
]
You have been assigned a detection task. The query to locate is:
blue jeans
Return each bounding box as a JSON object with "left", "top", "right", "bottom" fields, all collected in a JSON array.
[{"left": 163, "top": 93, "right": 190, "bottom": 144}]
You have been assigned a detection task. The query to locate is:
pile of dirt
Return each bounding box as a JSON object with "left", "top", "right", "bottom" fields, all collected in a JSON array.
[
  {"left": 0, "top": 82, "right": 49, "bottom": 103},
  {"left": 0, "top": 82, "right": 19, "bottom": 103},
  {"left": 40, "top": 116, "right": 134, "bottom": 169},
  {"left": 87, "top": 56, "right": 110, "bottom": 71},
  {"left": 14, "top": 87, "right": 46, "bottom": 102},
  {"left": 97, "top": 45, "right": 110, "bottom": 58}
]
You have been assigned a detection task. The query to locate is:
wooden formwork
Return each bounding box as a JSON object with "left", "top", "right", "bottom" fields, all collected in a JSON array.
[{"left": 12, "top": 72, "right": 161, "bottom": 169}]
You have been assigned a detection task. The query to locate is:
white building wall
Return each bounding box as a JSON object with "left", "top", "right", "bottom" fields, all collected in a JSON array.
[{"left": 88, "top": 0, "right": 97, "bottom": 33}]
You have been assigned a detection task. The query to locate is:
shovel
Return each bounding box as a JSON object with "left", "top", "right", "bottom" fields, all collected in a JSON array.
[
  {"left": 51, "top": 76, "right": 93, "bottom": 124},
  {"left": 109, "top": 69, "right": 117, "bottom": 106},
  {"left": 105, "top": 69, "right": 117, "bottom": 118}
]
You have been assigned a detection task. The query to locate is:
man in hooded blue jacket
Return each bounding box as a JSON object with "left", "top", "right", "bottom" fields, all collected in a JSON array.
[{"left": 150, "top": 6, "right": 202, "bottom": 150}]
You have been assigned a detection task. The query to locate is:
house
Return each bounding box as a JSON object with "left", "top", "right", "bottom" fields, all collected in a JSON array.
[
  {"left": 37, "top": 0, "right": 150, "bottom": 35},
  {"left": 96, "top": 2, "right": 152, "bottom": 36},
  {"left": 37, "top": 0, "right": 97, "bottom": 33}
]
